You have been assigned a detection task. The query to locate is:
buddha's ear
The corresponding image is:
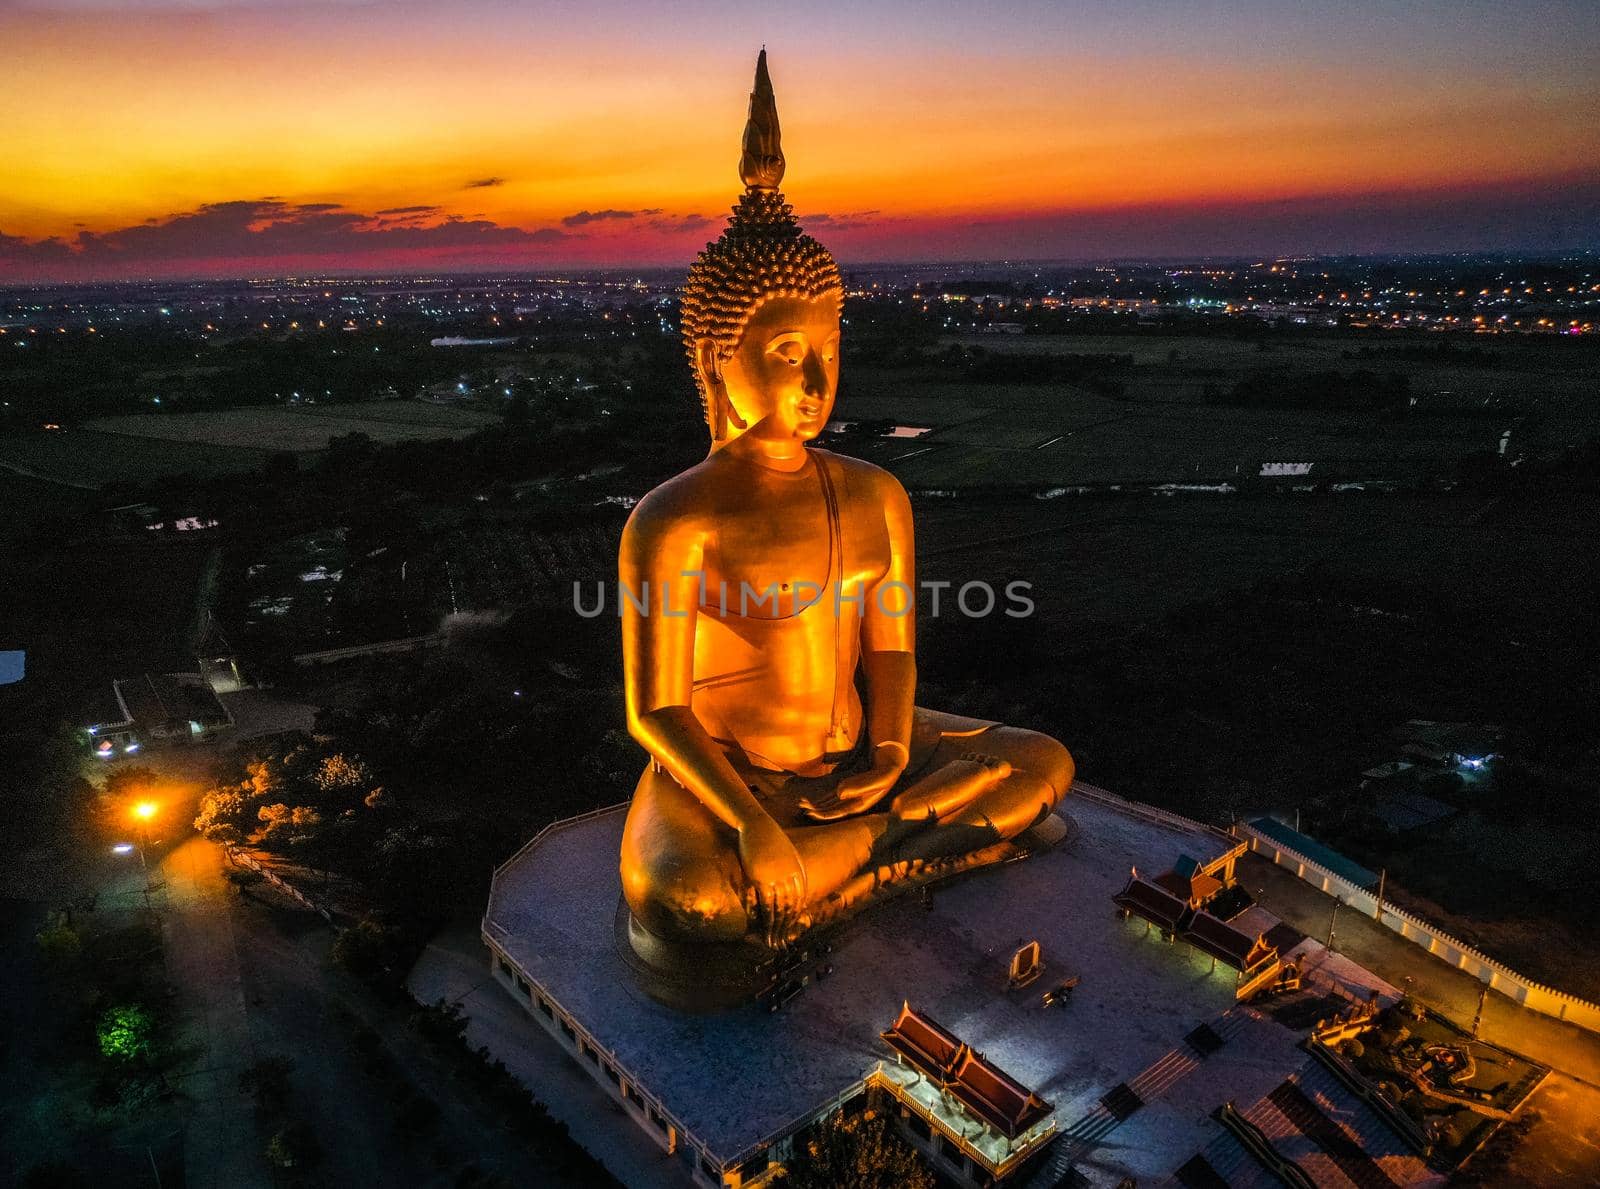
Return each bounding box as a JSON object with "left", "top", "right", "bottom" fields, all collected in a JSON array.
[
  {"left": 693, "top": 338, "right": 722, "bottom": 395},
  {"left": 694, "top": 338, "right": 746, "bottom": 441},
  {"left": 693, "top": 338, "right": 726, "bottom": 440}
]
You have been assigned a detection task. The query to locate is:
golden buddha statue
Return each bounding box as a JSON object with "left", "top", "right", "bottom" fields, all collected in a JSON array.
[{"left": 619, "top": 52, "right": 1074, "bottom": 986}]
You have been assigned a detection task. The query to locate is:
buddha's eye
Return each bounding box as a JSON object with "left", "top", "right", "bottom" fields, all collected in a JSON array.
[{"left": 768, "top": 338, "right": 805, "bottom": 366}]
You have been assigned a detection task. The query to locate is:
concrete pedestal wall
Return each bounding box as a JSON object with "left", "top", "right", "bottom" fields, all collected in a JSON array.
[{"left": 1237, "top": 825, "right": 1600, "bottom": 1033}]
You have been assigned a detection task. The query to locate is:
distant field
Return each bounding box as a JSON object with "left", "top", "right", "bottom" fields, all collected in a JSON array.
[
  {"left": 0, "top": 430, "right": 274, "bottom": 487},
  {"left": 914, "top": 490, "right": 1600, "bottom": 635},
  {"left": 0, "top": 401, "right": 501, "bottom": 489},
  {"left": 840, "top": 333, "right": 1598, "bottom": 489},
  {"left": 86, "top": 401, "right": 498, "bottom": 451}
]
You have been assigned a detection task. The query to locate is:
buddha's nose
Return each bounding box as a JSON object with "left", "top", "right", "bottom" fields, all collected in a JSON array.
[{"left": 801, "top": 350, "right": 828, "bottom": 397}]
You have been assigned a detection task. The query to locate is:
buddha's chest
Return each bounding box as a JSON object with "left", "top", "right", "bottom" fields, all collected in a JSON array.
[{"left": 702, "top": 485, "right": 890, "bottom": 608}]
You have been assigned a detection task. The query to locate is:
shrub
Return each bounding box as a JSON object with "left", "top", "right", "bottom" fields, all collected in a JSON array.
[
  {"left": 265, "top": 1121, "right": 322, "bottom": 1170},
  {"left": 35, "top": 912, "right": 83, "bottom": 962},
  {"left": 96, "top": 1004, "right": 155, "bottom": 1064},
  {"left": 331, "top": 918, "right": 403, "bottom": 981},
  {"left": 409, "top": 999, "right": 469, "bottom": 1044}
]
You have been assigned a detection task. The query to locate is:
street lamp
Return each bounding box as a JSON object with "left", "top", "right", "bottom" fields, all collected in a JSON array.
[{"left": 129, "top": 801, "right": 160, "bottom": 872}]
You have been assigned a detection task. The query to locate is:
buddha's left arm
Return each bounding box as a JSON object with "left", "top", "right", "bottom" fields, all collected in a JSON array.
[{"left": 859, "top": 471, "right": 916, "bottom": 769}]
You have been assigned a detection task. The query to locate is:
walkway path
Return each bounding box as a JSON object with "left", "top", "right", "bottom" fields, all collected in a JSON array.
[
  {"left": 1242, "top": 852, "right": 1600, "bottom": 1086},
  {"left": 157, "top": 835, "right": 270, "bottom": 1189}
]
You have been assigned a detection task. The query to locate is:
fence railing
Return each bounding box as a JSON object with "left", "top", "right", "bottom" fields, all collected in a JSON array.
[
  {"left": 1071, "top": 781, "right": 1239, "bottom": 847},
  {"left": 229, "top": 849, "right": 335, "bottom": 924},
  {"left": 1235, "top": 821, "right": 1600, "bottom": 1034}
]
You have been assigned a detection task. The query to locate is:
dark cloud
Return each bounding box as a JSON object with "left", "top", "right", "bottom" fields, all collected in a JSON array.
[
  {"left": 800, "top": 210, "right": 881, "bottom": 232},
  {"left": 0, "top": 199, "right": 567, "bottom": 277},
  {"left": 465, "top": 177, "right": 506, "bottom": 189},
  {"left": 0, "top": 229, "right": 71, "bottom": 262},
  {"left": 561, "top": 207, "right": 664, "bottom": 227},
  {"left": 375, "top": 204, "right": 442, "bottom": 216},
  {"left": 647, "top": 212, "right": 714, "bottom": 233}
]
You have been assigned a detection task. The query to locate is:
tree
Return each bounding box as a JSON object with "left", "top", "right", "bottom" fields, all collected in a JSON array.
[
  {"left": 194, "top": 787, "right": 250, "bottom": 844},
  {"left": 256, "top": 801, "right": 322, "bottom": 846},
  {"left": 312, "top": 753, "right": 371, "bottom": 795},
  {"left": 102, "top": 765, "right": 161, "bottom": 802},
  {"left": 780, "top": 1108, "right": 935, "bottom": 1189}
]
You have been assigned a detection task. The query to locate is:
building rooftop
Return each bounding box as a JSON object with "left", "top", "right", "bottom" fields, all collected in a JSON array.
[
  {"left": 1247, "top": 817, "right": 1379, "bottom": 889},
  {"left": 485, "top": 787, "right": 1260, "bottom": 1170}
]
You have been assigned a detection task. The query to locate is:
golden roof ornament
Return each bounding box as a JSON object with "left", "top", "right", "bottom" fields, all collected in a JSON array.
[{"left": 738, "top": 48, "right": 785, "bottom": 191}]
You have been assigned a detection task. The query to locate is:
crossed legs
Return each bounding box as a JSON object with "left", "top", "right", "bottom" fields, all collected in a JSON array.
[{"left": 620, "top": 712, "right": 1073, "bottom": 945}]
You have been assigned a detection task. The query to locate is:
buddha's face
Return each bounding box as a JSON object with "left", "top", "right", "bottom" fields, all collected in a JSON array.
[{"left": 698, "top": 294, "right": 841, "bottom": 444}]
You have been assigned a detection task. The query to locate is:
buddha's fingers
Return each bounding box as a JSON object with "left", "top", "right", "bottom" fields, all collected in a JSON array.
[
  {"left": 798, "top": 783, "right": 892, "bottom": 821},
  {"left": 888, "top": 754, "right": 1012, "bottom": 823},
  {"left": 798, "top": 791, "right": 876, "bottom": 822},
  {"left": 796, "top": 797, "right": 854, "bottom": 823}
]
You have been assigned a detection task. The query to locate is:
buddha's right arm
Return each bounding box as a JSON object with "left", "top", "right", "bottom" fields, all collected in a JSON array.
[
  {"left": 627, "top": 706, "right": 771, "bottom": 833},
  {"left": 619, "top": 497, "right": 774, "bottom": 836}
]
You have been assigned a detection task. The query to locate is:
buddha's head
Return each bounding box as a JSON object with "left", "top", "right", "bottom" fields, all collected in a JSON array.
[{"left": 681, "top": 51, "right": 844, "bottom": 447}]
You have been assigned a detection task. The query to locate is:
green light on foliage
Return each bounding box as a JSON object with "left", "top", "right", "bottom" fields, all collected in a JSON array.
[{"left": 97, "top": 1004, "right": 154, "bottom": 1063}]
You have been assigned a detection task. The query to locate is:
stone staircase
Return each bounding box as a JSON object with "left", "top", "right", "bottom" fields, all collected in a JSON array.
[
  {"left": 1292, "top": 1062, "right": 1436, "bottom": 1186},
  {"left": 1024, "top": 1010, "right": 1252, "bottom": 1188}
]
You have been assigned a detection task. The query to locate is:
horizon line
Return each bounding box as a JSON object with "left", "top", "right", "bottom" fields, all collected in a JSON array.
[{"left": 5, "top": 246, "right": 1599, "bottom": 291}]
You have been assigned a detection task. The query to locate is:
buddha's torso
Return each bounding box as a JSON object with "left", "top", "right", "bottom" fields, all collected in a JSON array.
[{"left": 682, "top": 449, "right": 892, "bottom": 772}]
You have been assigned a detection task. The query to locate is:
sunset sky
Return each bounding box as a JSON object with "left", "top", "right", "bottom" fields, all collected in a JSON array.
[{"left": 2, "top": 0, "right": 1598, "bottom": 281}]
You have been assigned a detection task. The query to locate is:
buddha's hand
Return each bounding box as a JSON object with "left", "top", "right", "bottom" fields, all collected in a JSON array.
[
  {"left": 799, "top": 744, "right": 907, "bottom": 822},
  {"left": 737, "top": 816, "right": 808, "bottom": 946}
]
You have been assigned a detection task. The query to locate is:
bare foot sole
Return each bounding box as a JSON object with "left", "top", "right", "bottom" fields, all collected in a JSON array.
[{"left": 888, "top": 753, "right": 1013, "bottom": 822}]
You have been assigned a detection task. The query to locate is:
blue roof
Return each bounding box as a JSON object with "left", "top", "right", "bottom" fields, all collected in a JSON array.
[
  {"left": 0, "top": 651, "right": 23, "bottom": 686},
  {"left": 1248, "top": 817, "right": 1378, "bottom": 889}
]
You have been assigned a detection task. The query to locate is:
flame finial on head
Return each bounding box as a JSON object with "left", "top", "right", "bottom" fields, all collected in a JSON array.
[{"left": 739, "top": 48, "right": 785, "bottom": 191}]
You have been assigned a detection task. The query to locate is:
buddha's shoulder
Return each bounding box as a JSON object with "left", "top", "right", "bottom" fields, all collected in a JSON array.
[
  {"left": 813, "top": 448, "right": 906, "bottom": 496},
  {"left": 623, "top": 462, "right": 721, "bottom": 540},
  {"left": 814, "top": 449, "right": 911, "bottom": 515}
]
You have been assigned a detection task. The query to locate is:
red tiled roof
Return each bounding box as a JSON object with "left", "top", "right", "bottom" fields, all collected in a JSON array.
[
  {"left": 1185, "top": 912, "right": 1276, "bottom": 972},
  {"left": 882, "top": 1005, "right": 1053, "bottom": 1141},
  {"left": 1114, "top": 876, "right": 1188, "bottom": 930},
  {"left": 881, "top": 1001, "right": 963, "bottom": 1082},
  {"left": 1154, "top": 868, "right": 1223, "bottom": 905},
  {"left": 949, "top": 1047, "right": 1053, "bottom": 1139}
]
